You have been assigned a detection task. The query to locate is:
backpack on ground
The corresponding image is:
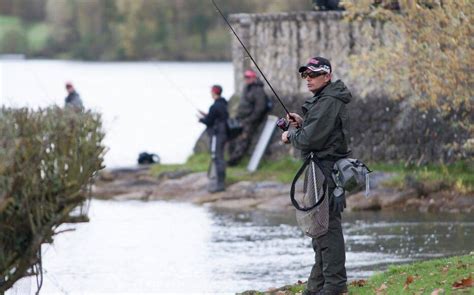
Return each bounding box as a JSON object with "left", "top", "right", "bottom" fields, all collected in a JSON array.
[{"left": 138, "top": 152, "right": 160, "bottom": 165}]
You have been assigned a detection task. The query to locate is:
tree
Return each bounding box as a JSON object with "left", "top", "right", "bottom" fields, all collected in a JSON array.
[
  {"left": 45, "top": 0, "right": 77, "bottom": 50},
  {"left": 343, "top": 0, "right": 473, "bottom": 135}
]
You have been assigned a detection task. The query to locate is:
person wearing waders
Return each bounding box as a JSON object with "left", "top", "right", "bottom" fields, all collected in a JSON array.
[
  {"left": 227, "top": 69, "right": 268, "bottom": 166},
  {"left": 281, "top": 57, "right": 351, "bottom": 295},
  {"left": 199, "top": 85, "right": 229, "bottom": 193}
]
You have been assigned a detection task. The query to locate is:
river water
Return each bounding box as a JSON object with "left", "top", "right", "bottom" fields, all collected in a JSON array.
[{"left": 8, "top": 200, "right": 474, "bottom": 294}]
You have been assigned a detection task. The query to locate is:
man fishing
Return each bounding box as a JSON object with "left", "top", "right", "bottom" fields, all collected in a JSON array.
[
  {"left": 64, "top": 82, "right": 84, "bottom": 111},
  {"left": 198, "top": 85, "right": 229, "bottom": 193},
  {"left": 281, "top": 57, "right": 352, "bottom": 295}
]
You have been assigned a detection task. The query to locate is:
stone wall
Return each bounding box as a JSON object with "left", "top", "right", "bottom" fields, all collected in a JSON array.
[
  {"left": 221, "top": 11, "right": 472, "bottom": 164},
  {"left": 229, "top": 11, "right": 392, "bottom": 99}
]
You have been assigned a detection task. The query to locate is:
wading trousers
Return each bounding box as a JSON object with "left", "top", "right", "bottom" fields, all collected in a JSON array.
[
  {"left": 227, "top": 121, "right": 258, "bottom": 166},
  {"left": 208, "top": 131, "right": 227, "bottom": 192},
  {"left": 306, "top": 160, "right": 347, "bottom": 294}
]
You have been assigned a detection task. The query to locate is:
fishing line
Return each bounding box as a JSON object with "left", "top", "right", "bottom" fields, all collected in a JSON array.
[
  {"left": 211, "top": 0, "right": 291, "bottom": 115},
  {"left": 151, "top": 62, "right": 200, "bottom": 110}
]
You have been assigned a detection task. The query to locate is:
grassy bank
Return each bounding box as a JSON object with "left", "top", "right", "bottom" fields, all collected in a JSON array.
[
  {"left": 151, "top": 153, "right": 301, "bottom": 184},
  {"left": 151, "top": 153, "right": 473, "bottom": 194},
  {"left": 370, "top": 161, "right": 474, "bottom": 194},
  {"left": 243, "top": 254, "right": 473, "bottom": 294}
]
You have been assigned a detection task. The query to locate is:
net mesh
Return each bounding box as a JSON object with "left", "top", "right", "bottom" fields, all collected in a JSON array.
[{"left": 295, "top": 160, "right": 329, "bottom": 238}]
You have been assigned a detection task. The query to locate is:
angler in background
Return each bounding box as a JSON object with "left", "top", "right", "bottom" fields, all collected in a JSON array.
[
  {"left": 282, "top": 57, "right": 352, "bottom": 295},
  {"left": 198, "top": 85, "right": 229, "bottom": 193},
  {"left": 64, "top": 82, "right": 84, "bottom": 111},
  {"left": 227, "top": 69, "right": 269, "bottom": 166}
]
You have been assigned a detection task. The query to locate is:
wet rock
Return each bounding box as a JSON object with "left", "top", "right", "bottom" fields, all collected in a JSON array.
[
  {"left": 346, "top": 191, "right": 382, "bottom": 211},
  {"left": 92, "top": 167, "right": 472, "bottom": 214},
  {"left": 255, "top": 195, "right": 293, "bottom": 212},
  {"left": 99, "top": 170, "right": 115, "bottom": 182},
  {"left": 113, "top": 191, "right": 152, "bottom": 201},
  {"left": 157, "top": 169, "right": 192, "bottom": 180}
]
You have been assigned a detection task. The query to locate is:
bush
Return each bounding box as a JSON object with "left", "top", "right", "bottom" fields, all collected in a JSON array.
[{"left": 0, "top": 107, "right": 106, "bottom": 292}]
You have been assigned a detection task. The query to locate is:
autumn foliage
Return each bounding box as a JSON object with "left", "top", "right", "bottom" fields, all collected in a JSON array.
[{"left": 342, "top": 0, "right": 473, "bottom": 132}]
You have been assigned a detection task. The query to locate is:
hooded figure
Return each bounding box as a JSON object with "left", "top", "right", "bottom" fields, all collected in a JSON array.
[
  {"left": 227, "top": 69, "right": 268, "bottom": 166},
  {"left": 282, "top": 57, "right": 352, "bottom": 295},
  {"left": 64, "top": 82, "right": 84, "bottom": 111},
  {"left": 199, "top": 85, "right": 229, "bottom": 193}
]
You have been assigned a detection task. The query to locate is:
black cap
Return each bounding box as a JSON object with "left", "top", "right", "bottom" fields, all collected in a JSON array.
[{"left": 298, "top": 57, "right": 332, "bottom": 74}]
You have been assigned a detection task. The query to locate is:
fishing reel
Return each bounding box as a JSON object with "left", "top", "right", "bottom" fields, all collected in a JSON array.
[{"left": 276, "top": 117, "right": 289, "bottom": 131}]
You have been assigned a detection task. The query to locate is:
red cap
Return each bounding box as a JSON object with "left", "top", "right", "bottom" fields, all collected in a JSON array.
[
  {"left": 244, "top": 70, "right": 257, "bottom": 78},
  {"left": 211, "top": 85, "right": 222, "bottom": 95}
]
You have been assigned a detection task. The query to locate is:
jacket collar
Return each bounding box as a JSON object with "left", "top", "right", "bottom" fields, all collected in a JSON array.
[{"left": 302, "top": 82, "right": 331, "bottom": 112}]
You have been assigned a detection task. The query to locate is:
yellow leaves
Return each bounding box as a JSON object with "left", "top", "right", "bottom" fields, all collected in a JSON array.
[{"left": 344, "top": 1, "right": 473, "bottom": 114}]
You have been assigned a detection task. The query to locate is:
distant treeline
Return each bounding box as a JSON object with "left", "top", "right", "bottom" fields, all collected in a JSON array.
[{"left": 0, "top": 0, "right": 313, "bottom": 61}]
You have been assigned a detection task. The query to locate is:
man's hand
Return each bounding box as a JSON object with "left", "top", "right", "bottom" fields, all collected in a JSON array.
[
  {"left": 287, "top": 113, "right": 303, "bottom": 128},
  {"left": 281, "top": 131, "right": 290, "bottom": 144},
  {"left": 332, "top": 187, "right": 346, "bottom": 213}
]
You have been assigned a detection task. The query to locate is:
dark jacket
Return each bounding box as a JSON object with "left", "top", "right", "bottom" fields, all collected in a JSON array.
[
  {"left": 236, "top": 79, "right": 267, "bottom": 124},
  {"left": 200, "top": 97, "right": 229, "bottom": 136},
  {"left": 64, "top": 91, "right": 84, "bottom": 110},
  {"left": 288, "top": 80, "right": 352, "bottom": 159}
]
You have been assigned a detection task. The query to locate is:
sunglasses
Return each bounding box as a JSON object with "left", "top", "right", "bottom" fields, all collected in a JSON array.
[{"left": 300, "top": 71, "right": 327, "bottom": 79}]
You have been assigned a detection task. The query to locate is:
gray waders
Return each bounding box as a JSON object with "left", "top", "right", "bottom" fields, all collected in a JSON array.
[{"left": 207, "top": 133, "right": 226, "bottom": 193}]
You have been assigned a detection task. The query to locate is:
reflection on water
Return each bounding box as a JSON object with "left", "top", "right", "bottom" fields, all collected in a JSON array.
[{"left": 8, "top": 200, "right": 474, "bottom": 294}]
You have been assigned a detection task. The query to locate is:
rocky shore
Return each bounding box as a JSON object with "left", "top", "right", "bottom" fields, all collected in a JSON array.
[{"left": 92, "top": 167, "right": 473, "bottom": 214}]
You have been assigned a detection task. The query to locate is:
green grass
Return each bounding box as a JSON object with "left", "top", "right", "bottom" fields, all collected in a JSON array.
[
  {"left": 151, "top": 153, "right": 301, "bottom": 184},
  {"left": 151, "top": 153, "right": 211, "bottom": 175},
  {"left": 0, "top": 16, "right": 51, "bottom": 54},
  {"left": 26, "top": 22, "right": 50, "bottom": 52},
  {"left": 347, "top": 254, "right": 474, "bottom": 294},
  {"left": 370, "top": 161, "right": 474, "bottom": 193},
  {"left": 245, "top": 254, "right": 473, "bottom": 294},
  {"left": 0, "top": 15, "right": 22, "bottom": 38}
]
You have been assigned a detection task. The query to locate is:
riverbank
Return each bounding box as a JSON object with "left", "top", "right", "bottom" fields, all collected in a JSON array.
[
  {"left": 240, "top": 254, "right": 473, "bottom": 294},
  {"left": 91, "top": 155, "right": 473, "bottom": 214}
]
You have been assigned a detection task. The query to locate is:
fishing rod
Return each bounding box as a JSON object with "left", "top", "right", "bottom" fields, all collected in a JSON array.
[
  {"left": 152, "top": 63, "right": 200, "bottom": 110},
  {"left": 211, "top": 0, "right": 292, "bottom": 119}
]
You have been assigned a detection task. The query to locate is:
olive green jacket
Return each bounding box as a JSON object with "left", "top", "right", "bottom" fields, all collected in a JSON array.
[{"left": 288, "top": 80, "right": 352, "bottom": 159}]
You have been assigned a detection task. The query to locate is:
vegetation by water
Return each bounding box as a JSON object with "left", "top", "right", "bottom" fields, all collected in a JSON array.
[
  {"left": 0, "top": 107, "right": 105, "bottom": 292},
  {"left": 242, "top": 254, "right": 473, "bottom": 294},
  {"left": 371, "top": 161, "right": 474, "bottom": 194},
  {"left": 151, "top": 153, "right": 301, "bottom": 184},
  {"left": 151, "top": 153, "right": 474, "bottom": 194}
]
